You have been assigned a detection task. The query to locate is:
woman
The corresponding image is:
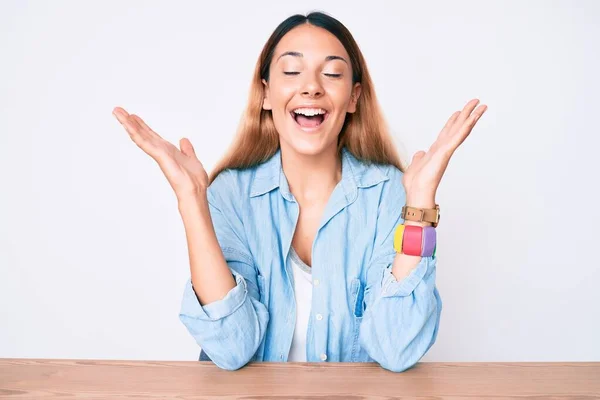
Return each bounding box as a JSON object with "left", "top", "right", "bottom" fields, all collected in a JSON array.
[{"left": 113, "top": 11, "right": 487, "bottom": 372}]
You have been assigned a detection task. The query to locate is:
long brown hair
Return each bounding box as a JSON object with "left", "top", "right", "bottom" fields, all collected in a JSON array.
[{"left": 208, "top": 11, "right": 405, "bottom": 185}]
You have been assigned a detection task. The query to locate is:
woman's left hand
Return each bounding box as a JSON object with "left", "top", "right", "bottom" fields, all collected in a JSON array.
[{"left": 402, "top": 98, "right": 488, "bottom": 207}]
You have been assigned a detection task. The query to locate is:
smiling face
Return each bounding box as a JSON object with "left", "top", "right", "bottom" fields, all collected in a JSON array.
[{"left": 262, "top": 23, "right": 361, "bottom": 156}]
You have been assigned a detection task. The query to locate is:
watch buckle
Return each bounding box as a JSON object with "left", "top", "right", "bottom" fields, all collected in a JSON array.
[
  {"left": 414, "top": 209, "right": 425, "bottom": 222},
  {"left": 405, "top": 207, "right": 425, "bottom": 222}
]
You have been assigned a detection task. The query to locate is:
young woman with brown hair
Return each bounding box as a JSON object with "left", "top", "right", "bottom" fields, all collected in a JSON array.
[{"left": 113, "top": 11, "right": 487, "bottom": 372}]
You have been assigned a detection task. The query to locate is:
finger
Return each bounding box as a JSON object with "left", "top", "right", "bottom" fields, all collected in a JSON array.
[
  {"left": 445, "top": 111, "right": 461, "bottom": 129},
  {"left": 130, "top": 114, "right": 163, "bottom": 141},
  {"left": 113, "top": 108, "right": 154, "bottom": 141},
  {"left": 407, "top": 150, "right": 427, "bottom": 170},
  {"left": 411, "top": 150, "right": 426, "bottom": 164},
  {"left": 455, "top": 98, "right": 481, "bottom": 127},
  {"left": 438, "top": 111, "right": 461, "bottom": 139},
  {"left": 179, "top": 138, "right": 197, "bottom": 158},
  {"left": 451, "top": 104, "right": 488, "bottom": 148},
  {"left": 112, "top": 106, "right": 128, "bottom": 117},
  {"left": 113, "top": 108, "right": 160, "bottom": 158},
  {"left": 112, "top": 106, "right": 129, "bottom": 122},
  {"left": 113, "top": 108, "right": 140, "bottom": 137}
]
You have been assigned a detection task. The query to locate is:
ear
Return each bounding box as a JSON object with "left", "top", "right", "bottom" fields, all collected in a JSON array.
[
  {"left": 347, "top": 82, "right": 362, "bottom": 113},
  {"left": 262, "top": 79, "right": 272, "bottom": 110}
]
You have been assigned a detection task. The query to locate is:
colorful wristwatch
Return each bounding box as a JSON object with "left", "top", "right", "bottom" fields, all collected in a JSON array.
[
  {"left": 402, "top": 225, "right": 423, "bottom": 255},
  {"left": 393, "top": 224, "right": 406, "bottom": 253},
  {"left": 421, "top": 226, "right": 437, "bottom": 257},
  {"left": 393, "top": 224, "right": 437, "bottom": 257}
]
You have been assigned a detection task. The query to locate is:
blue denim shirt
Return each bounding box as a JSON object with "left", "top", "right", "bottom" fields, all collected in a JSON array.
[{"left": 178, "top": 146, "right": 442, "bottom": 372}]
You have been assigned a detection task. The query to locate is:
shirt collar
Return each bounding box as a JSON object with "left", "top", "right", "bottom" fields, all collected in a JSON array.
[{"left": 249, "top": 146, "right": 390, "bottom": 200}]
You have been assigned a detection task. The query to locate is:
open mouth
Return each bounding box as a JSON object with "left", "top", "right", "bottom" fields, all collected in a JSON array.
[{"left": 290, "top": 107, "right": 329, "bottom": 130}]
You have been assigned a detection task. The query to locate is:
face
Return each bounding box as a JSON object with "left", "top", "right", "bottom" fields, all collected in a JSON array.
[{"left": 262, "top": 24, "right": 361, "bottom": 156}]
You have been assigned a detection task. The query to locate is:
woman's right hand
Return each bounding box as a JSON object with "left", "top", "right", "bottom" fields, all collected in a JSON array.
[{"left": 113, "top": 107, "right": 209, "bottom": 201}]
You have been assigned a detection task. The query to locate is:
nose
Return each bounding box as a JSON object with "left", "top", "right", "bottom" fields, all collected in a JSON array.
[{"left": 300, "top": 73, "right": 324, "bottom": 98}]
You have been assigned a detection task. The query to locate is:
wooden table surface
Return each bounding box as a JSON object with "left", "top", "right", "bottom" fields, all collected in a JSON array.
[{"left": 1, "top": 359, "right": 599, "bottom": 399}]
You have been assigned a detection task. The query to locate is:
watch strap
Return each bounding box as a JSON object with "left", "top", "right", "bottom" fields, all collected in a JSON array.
[{"left": 401, "top": 204, "right": 440, "bottom": 227}]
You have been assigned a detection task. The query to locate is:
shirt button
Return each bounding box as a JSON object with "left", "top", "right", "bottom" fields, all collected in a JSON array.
[
  {"left": 320, "top": 353, "right": 327, "bottom": 361},
  {"left": 316, "top": 313, "right": 323, "bottom": 321},
  {"left": 313, "top": 279, "right": 320, "bottom": 286}
]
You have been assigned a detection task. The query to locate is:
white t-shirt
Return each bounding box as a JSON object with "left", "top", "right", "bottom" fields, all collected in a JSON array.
[{"left": 287, "top": 246, "right": 312, "bottom": 362}]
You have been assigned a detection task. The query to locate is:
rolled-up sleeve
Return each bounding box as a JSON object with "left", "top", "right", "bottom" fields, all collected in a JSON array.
[
  {"left": 380, "top": 254, "right": 430, "bottom": 298},
  {"left": 181, "top": 270, "right": 249, "bottom": 321},
  {"left": 178, "top": 171, "right": 269, "bottom": 371},
  {"left": 359, "top": 166, "right": 442, "bottom": 373}
]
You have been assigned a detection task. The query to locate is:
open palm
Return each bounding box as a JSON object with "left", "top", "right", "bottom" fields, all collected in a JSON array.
[
  {"left": 402, "top": 98, "right": 488, "bottom": 198},
  {"left": 113, "top": 107, "right": 208, "bottom": 200}
]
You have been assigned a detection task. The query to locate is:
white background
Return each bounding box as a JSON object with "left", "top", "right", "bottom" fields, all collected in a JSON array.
[{"left": 1, "top": 0, "right": 598, "bottom": 362}]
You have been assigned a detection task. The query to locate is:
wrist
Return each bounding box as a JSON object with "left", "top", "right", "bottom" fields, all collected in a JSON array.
[
  {"left": 403, "top": 219, "right": 433, "bottom": 227},
  {"left": 406, "top": 193, "right": 436, "bottom": 209},
  {"left": 177, "top": 191, "right": 208, "bottom": 213}
]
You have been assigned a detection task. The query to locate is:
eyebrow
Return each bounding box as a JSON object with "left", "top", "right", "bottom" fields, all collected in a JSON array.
[{"left": 276, "top": 51, "right": 348, "bottom": 64}]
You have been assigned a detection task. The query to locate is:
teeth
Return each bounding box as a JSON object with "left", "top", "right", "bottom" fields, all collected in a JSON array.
[{"left": 293, "top": 108, "right": 327, "bottom": 116}]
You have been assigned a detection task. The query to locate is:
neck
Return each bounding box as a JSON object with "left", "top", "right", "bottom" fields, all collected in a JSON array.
[{"left": 280, "top": 143, "right": 342, "bottom": 204}]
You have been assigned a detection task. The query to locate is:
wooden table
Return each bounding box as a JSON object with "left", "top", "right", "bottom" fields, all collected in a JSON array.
[{"left": 1, "top": 359, "right": 599, "bottom": 399}]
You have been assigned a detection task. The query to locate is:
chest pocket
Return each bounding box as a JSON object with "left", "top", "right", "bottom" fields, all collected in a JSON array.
[{"left": 350, "top": 277, "right": 366, "bottom": 361}]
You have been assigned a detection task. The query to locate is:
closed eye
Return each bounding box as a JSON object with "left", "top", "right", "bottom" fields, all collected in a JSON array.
[
  {"left": 283, "top": 71, "right": 300, "bottom": 75},
  {"left": 324, "top": 73, "right": 342, "bottom": 78}
]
